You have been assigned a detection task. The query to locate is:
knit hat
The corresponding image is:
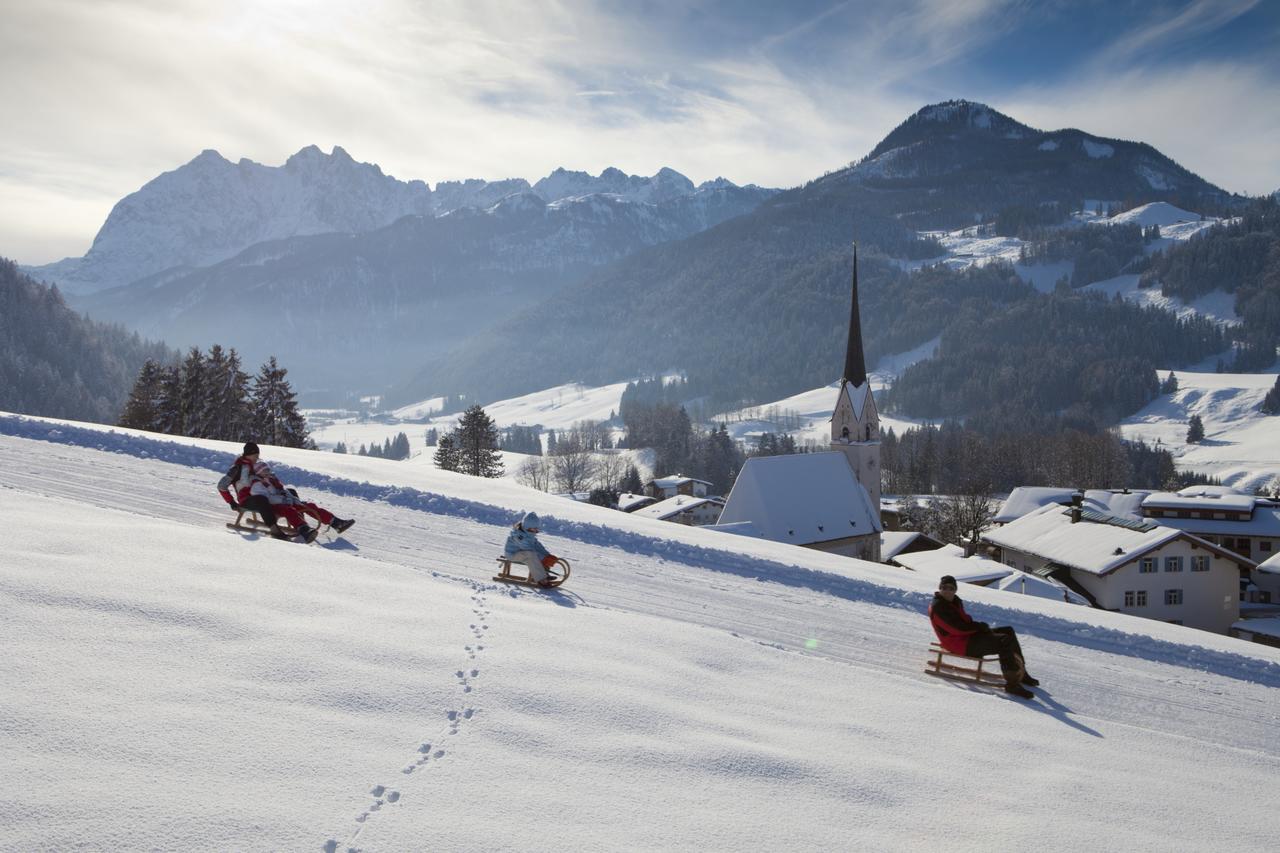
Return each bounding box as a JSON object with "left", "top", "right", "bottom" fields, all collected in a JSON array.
[
  {"left": 521, "top": 511, "right": 540, "bottom": 530},
  {"left": 243, "top": 441, "right": 260, "bottom": 456},
  {"left": 939, "top": 575, "right": 958, "bottom": 589}
]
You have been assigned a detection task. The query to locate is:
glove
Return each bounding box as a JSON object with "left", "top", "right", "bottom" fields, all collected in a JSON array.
[{"left": 541, "top": 554, "right": 558, "bottom": 569}]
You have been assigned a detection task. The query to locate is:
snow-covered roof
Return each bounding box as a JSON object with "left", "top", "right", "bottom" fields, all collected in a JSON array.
[
  {"left": 1149, "top": 508, "right": 1280, "bottom": 538},
  {"left": 1143, "top": 490, "right": 1256, "bottom": 513},
  {"left": 983, "top": 504, "right": 1188, "bottom": 576},
  {"left": 632, "top": 495, "right": 723, "bottom": 522},
  {"left": 707, "top": 520, "right": 763, "bottom": 539},
  {"left": 880, "top": 531, "right": 936, "bottom": 561},
  {"left": 716, "top": 452, "right": 880, "bottom": 546},
  {"left": 894, "top": 544, "right": 1011, "bottom": 585},
  {"left": 1258, "top": 553, "right": 1280, "bottom": 575},
  {"left": 993, "top": 571, "right": 1090, "bottom": 605},
  {"left": 1231, "top": 618, "right": 1280, "bottom": 639},
  {"left": 650, "top": 475, "right": 712, "bottom": 489},
  {"left": 617, "top": 492, "right": 656, "bottom": 512},
  {"left": 994, "top": 487, "right": 1078, "bottom": 523}
]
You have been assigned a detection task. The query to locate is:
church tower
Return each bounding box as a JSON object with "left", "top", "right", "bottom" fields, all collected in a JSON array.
[{"left": 830, "top": 243, "right": 882, "bottom": 518}]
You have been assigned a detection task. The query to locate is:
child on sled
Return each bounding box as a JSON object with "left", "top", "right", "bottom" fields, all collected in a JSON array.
[{"left": 503, "top": 512, "right": 559, "bottom": 586}]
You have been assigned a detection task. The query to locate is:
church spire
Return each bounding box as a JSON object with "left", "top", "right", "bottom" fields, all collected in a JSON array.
[{"left": 842, "top": 242, "right": 867, "bottom": 387}]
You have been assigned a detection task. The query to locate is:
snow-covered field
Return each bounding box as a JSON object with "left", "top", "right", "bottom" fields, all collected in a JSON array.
[
  {"left": 5, "top": 411, "right": 1280, "bottom": 851},
  {"left": 1119, "top": 371, "right": 1280, "bottom": 491}
]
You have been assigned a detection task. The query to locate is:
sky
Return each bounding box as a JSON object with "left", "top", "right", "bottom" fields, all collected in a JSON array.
[{"left": 2, "top": 0, "right": 1278, "bottom": 265}]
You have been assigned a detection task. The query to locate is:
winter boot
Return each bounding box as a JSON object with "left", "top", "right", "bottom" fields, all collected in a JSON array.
[
  {"left": 1004, "top": 682, "right": 1035, "bottom": 699},
  {"left": 269, "top": 526, "right": 291, "bottom": 541},
  {"left": 330, "top": 517, "right": 355, "bottom": 534},
  {"left": 297, "top": 523, "right": 320, "bottom": 544},
  {"left": 1021, "top": 673, "right": 1040, "bottom": 687}
]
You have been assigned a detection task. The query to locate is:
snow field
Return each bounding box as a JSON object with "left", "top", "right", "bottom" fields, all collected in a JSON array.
[{"left": 3, "top": 416, "right": 1280, "bottom": 851}]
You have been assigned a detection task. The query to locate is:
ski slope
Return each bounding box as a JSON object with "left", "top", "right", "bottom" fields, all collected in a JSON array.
[{"left": 3, "top": 413, "right": 1280, "bottom": 852}]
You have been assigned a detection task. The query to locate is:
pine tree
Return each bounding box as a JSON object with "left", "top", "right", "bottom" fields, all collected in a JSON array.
[
  {"left": 454, "top": 405, "right": 504, "bottom": 477},
  {"left": 118, "top": 359, "right": 166, "bottom": 431},
  {"left": 200, "top": 345, "right": 253, "bottom": 441},
  {"left": 1186, "top": 414, "right": 1205, "bottom": 444},
  {"left": 1261, "top": 375, "right": 1280, "bottom": 415},
  {"left": 334, "top": 442, "right": 348, "bottom": 454},
  {"left": 620, "top": 464, "right": 644, "bottom": 495},
  {"left": 433, "top": 433, "right": 461, "bottom": 471},
  {"left": 177, "top": 347, "right": 209, "bottom": 437},
  {"left": 392, "top": 432, "right": 411, "bottom": 460},
  {"left": 1160, "top": 372, "right": 1179, "bottom": 395},
  {"left": 250, "top": 356, "right": 311, "bottom": 448},
  {"left": 155, "top": 364, "right": 185, "bottom": 434}
]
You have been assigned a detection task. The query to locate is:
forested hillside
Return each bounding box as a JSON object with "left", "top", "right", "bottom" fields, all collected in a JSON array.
[
  {"left": 0, "top": 259, "right": 173, "bottom": 423},
  {"left": 1141, "top": 197, "right": 1280, "bottom": 369}
]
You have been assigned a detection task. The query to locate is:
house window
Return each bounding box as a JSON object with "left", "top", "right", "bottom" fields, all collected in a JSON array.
[
  {"left": 1164, "top": 556, "right": 1183, "bottom": 572},
  {"left": 1166, "top": 589, "right": 1183, "bottom": 606},
  {"left": 1191, "top": 556, "right": 1209, "bottom": 572},
  {"left": 1261, "top": 541, "right": 1273, "bottom": 553},
  {"left": 1137, "top": 590, "right": 1147, "bottom": 606},
  {"left": 1125, "top": 590, "right": 1148, "bottom": 607},
  {"left": 1213, "top": 512, "right": 1226, "bottom": 520},
  {"left": 1139, "top": 558, "right": 1156, "bottom": 574},
  {"left": 1124, "top": 591, "right": 1136, "bottom": 607}
]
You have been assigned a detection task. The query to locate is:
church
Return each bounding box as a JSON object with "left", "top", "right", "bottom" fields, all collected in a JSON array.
[{"left": 714, "top": 245, "right": 883, "bottom": 562}]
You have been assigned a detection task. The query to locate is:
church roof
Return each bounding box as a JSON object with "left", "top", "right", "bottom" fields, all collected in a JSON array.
[
  {"left": 843, "top": 243, "right": 867, "bottom": 386},
  {"left": 716, "top": 452, "right": 881, "bottom": 546}
]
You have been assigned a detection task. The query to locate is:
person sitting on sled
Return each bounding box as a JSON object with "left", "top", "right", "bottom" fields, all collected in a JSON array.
[
  {"left": 503, "top": 512, "right": 559, "bottom": 586},
  {"left": 217, "top": 442, "right": 352, "bottom": 543},
  {"left": 929, "top": 574, "right": 1040, "bottom": 699}
]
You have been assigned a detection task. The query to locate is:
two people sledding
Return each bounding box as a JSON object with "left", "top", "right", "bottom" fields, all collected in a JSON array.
[
  {"left": 218, "top": 441, "right": 354, "bottom": 543},
  {"left": 929, "top": 574, "right": 1041, "bottom": 699}
]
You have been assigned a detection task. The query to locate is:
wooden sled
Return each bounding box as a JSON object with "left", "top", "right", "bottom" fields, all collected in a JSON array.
[
  {"left": 226, "top": 509, "right": 301, "bottom": 539},
  {"left": 924, "top": 643, "right": 1011, "bottom": 688},
  {"left": 494, "top": 556, "right": 570, "bottom": 588}
]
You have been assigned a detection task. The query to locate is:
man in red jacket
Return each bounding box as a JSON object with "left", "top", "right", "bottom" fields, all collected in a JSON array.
[{"left": 929, "top": 575, "right": 1039, "bottom": 699}]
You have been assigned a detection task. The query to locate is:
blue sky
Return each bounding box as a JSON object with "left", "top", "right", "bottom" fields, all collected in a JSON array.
[{"left": 2, "top": 0, "right": 1278, "bottom": 264}]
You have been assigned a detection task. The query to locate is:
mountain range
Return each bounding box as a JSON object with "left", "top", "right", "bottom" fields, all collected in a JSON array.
[{"left": 391, "top": 100, "right": 1246, "bottom": 411}]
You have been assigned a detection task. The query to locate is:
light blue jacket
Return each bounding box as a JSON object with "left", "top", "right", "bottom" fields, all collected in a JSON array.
[{"left": 504, "top": 525, "right": 549, "bottom": 559}]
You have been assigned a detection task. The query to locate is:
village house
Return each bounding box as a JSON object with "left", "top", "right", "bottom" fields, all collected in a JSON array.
[
  {"left": 880, "top": 530, "right": 946, "bottom": 564},
  {"left": 645, "top": 475, "right": 713, "bottom": 500},
  {"left": 617, "top": 492, "right": 657, "bottom": 513},
  {"left": 892, "top": 544, "right": 1010, "bottom": 586},
  {"left": 632, "top": 495, "right": 725, "bottom": 527},
  {"left": 982, "top": 503, "right": 1250, "bottom": 634}
]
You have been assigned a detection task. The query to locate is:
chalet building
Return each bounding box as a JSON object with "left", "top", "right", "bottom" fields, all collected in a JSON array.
[
  {"left": 632, "top": 495, "right": 725, "bottom": 527},
  {"left": 617, "top": 492, "right": 658, "bottom": 513},
  {"left": 712, "top": 244, "right": 882, "bottom": 561},
  {"left": 982, "top": 503, "right": 1250, "bottom": 634},
  {"left": 892, "top": 544, "right": 1010, "bottom": 586},
  {"left": 880, "top": 530, "right": 946, "bottom": 564},
  {"left": 714, "top": 452, "right": 881, "bottom": 560},
  {"left": 646, "top": 475, "right": 713, "bottom": 500},
  {"left": 1137, "top": 487, "right": 1280, "bottom": 569},
  {"left": 1256, "top": 553, "right": 1280, "bottom": 603}
]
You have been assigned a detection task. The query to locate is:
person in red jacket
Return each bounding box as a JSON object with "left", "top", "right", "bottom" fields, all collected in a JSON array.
[
  {"left": 929, "top": 575, "right": 1040, "bottom": 699},
  {"left": 217, "top": 442, "right": 352, "bottom": 542}
]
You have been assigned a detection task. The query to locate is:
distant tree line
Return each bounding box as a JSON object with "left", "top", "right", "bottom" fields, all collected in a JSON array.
[
  {"left": 880, "top": 421, "right": 1190, "bottom": 496},
  {"left": 119, "top": 347, "right": 312, "bottom": 448},
  {"left": 0, "top": 258, "right": 173, "bottom": 424},
  {"left": 350, "top": 432, "right": 411, "bottom": 460}
]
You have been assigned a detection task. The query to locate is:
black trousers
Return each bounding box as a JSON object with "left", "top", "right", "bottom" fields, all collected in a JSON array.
[
  {"left": 241, "top": 494, "right": 278, "bottom": 526},
  {"left": 967, "top": 626, "right": 1025, "bottom": 680}
]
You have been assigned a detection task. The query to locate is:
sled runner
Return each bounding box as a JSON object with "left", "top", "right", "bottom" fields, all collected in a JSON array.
[
  {"left": 923, "top": 643, "right": 1008, "bottom": 688},
  {"left": 226, "top": 509, "right": 303, "bottom": 539},
  {"left": 494, "top": 556, "right": 570, "bottom": 588}
]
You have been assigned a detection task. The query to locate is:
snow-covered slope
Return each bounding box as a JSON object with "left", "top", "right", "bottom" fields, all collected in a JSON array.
[
  {"left": 3, "top": 412, "right": 1279, "bottom": 851},
  {"left": 1119, "top": 370, "right": 1280, "bottom": 491}
]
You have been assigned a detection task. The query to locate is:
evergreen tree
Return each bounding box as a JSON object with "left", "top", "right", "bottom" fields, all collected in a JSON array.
[
  {"left": 1186, "top": 414, "right": 1205, "bottom": 444},
  {"left": 425, "top": 427, "right": 439, "bottom": 446},
  {"left": 1160, "top": 371, "right": 1179, "bottom": 395},
  {"left": 1260, "top": 375, "right": 1280, "bottom": 415},
  {"left": 392, "top": 431, "right": 412, "bottom": 460},
  {"left": 454, "top": 405, "right": 504, "bottom": 477},
  {"left": 620, "top": 464, "right": 644, "bottom": 495},
  {"left": 250, "top": 356, "right": 311, "bottom": 448},
  {"left": 200, "top": 345, "right": 253, "bottom": 441},
  {"left": 433, "top": 433, "right": 461, "bottom": 471},
  {"left": 118, "top": 359, "right": 166, "bottom": 431},
  {"left": 178, "top": 347, "right": 208, "bottom": 437},
  {"left": 334, "top": 442, "right": 348, "bottom": 454},
  {"left": 155, "top": 364, "right": 185, "bottom": 434}
]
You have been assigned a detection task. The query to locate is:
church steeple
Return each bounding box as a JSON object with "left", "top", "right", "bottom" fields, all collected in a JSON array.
[{"left": 843, "top": 242, "right": 867, "bottom": 387}]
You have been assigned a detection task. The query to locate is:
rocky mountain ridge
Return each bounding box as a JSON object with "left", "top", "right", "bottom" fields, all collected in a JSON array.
[{"left": 28, "top": 146, "right": 764, "bottom": 294}]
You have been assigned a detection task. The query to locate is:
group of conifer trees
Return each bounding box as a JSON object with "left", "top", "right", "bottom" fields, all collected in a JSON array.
[{"left": 118, "top": 346, "right": 312, "bottom": 448}]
